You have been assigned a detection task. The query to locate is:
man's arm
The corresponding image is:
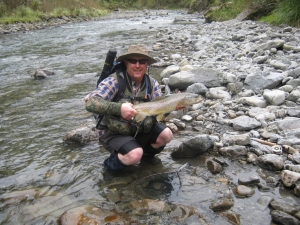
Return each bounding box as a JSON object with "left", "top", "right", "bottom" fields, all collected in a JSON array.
[
  {"left": 84, "top": 76, "right": 121, "bottom": 115},
  {"left": 85, "top": 96, "right": 122, "bottom": 116},
  {"left": 84, "top": 76, "right": 136, "bottom": 119}
]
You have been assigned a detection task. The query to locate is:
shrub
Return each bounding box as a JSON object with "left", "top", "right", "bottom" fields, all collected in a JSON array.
[{"left": 31, "top": 0, "right": 41, "bottom": 11}]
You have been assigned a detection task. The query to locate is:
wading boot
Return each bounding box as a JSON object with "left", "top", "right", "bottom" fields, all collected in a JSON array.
[
  {"left": 141, "top": 154, "right": 162, "bottom": 165},
  {"left": 103, "top": 153, "right": 126, "bottom": 173}
]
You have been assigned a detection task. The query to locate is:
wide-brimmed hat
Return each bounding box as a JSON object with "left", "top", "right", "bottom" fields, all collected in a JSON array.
[{"left": 117, "top": 45, "right": 157, "bottom": 65}]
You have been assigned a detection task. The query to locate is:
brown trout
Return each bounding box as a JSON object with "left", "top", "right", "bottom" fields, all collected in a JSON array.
[{"left": 132, "top": 93, "right": 202, "bottom": 123}]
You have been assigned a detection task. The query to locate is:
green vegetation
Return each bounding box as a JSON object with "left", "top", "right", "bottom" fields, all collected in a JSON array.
[
  {"left": 0, "top": 0, "right": 299, "bottom": 27},
  {"left": 204, "top": 0, "right": 248, "bottom": 21},
  {"left": 260, "top": 0, "right": 300, "bottom": 27}
]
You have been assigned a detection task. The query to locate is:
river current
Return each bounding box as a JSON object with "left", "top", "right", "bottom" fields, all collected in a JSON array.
[
  {"left": 0, "top": 10, "right": 202, "bottom": 224},
  {"left": 0, "top": 10, "right": 295, "bottom": 225}
]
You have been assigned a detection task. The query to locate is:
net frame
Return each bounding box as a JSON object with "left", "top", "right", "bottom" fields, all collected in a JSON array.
[{"left": 134, "top": 163, "right": 190, "bottom": 199}]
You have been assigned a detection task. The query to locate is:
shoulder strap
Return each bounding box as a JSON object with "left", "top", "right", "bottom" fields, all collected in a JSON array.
[
  {"left": 145, "top": 74, "right": 153, "bottom": 101},
  {"left": 112, "top": 69, "right": 126, "bottom": 102}
]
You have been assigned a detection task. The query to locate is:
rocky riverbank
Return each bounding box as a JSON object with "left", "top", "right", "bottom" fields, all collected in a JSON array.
[
  {"left": 61, "top": 11, "right": 300, "bottom": 225},
  {"left": 0, "top": 9, "right": 168, "bottom": 34}
]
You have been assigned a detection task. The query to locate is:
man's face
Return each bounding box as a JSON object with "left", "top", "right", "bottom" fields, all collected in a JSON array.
[{"left": 125, "top": 56, "right": 149, "bottom": 83}]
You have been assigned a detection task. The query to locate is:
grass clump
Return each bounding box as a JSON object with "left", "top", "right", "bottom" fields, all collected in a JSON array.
[
  {"left": 260, "top": 0, "right": 300, "bottom": 27},
  {"left": 205, "top": 0, "right": 248, "bottom": 22},
  {"left": 0, "top": 6, "right": 42, "bottom": 23}
]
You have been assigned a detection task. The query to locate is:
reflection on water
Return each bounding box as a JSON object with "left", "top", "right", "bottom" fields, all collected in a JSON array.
[
  {"left": 0, "top": 11, "right": 196, "bottom": 224},
  {"left": 0, "top": 10, "right": 298, "bottom": 225}
]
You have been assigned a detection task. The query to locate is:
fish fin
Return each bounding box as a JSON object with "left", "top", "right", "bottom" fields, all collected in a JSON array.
[
  {"left": 176, "top": 105, "right": 186, "bottom": 111},
  {"left": 151, "top": 96, "right": 167, "bottom": 102},
  {"left": 156, "top": 114, "right": 165, "bottom": 122}
]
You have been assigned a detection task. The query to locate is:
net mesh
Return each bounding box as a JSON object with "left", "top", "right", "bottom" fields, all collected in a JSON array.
[{"left": 134, "top": 163, "right": 189, "bottom": 199}]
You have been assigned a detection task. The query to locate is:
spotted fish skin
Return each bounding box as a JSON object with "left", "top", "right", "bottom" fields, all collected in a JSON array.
[{"left": 133, "top": 93, "right": 202, "bottom": 122}]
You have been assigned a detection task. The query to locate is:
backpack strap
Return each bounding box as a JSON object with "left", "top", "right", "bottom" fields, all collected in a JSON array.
[{"left": 112, "top": 69, "right": 126, "bottom": 102}]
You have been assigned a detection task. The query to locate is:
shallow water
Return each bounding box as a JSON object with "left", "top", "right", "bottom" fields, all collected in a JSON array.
[{"left": 0, "top": 10, "right": 299, "bottom": 225}]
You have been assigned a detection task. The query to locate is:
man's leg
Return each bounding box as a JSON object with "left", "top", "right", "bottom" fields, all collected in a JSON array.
[
  {"left": 137, "top": 123, "right": 173, "bottom": 164},
  {"left": 100, "top": 133, "right": 143, "bottom": 172}
]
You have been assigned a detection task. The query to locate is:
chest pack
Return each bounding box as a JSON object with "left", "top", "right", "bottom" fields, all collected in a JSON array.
[{"left": 95, "top": 49, "right": 154, "bottom": 130}]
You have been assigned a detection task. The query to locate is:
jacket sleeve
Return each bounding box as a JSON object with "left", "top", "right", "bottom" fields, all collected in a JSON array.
[{"left": 85, "top": 96, "right": 122, "bottom": 116}]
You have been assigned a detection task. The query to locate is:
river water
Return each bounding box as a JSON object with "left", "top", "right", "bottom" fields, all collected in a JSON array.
[{"left": 0, "top": 10, "right": 297, "bottom": 225}]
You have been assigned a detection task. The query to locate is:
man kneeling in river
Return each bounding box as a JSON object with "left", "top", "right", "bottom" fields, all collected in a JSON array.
[{"left": 84, "top": 44, "right": 173, "bottom": 172}]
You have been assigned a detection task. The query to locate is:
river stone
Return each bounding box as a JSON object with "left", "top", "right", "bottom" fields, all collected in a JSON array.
[
  {"left": 160, "top": 65, "right": 180, "bottom": 79},
  {"left": 284, "top": 165, "right": 300, "bottom": 173},
  {"left": 238, "top": 175, "right": 260, "bottom": 185},
  {"left": 209, "top": 198, "right": 234, "bottom": 211},
  {"left": 250, "top": 140, "right": 273, "bottom": 154},
  {"left": 255, "top": 40, "right": 285, "bottom": 51},
  {"left": 288, "top": 67, "right": 300, "bottom": 78},
  {"left": 230, "top": 115, "right": 261, "bottom": 131},
  {"left": 223, "top": 133, "right": 250, "bottom": 146},
  {"left": 247, "top": 152, "right": 257, "bottom": 163},
  {"left": 263, "top": 89, "right": 286, "bottom": 106},
  {"left": 257, "top": 195, "right": 274, "bottom": 211},
  {"left": 169, "top": 67, "right": 222, "bottom": 90},
  {"left": 269, "top": 117, "right": 300, "bottom": 131},
  {"left": 186, "top": 83, "right": 208, "bottom": 95},
  {"left": 32, "top": 69, "right": 55, "bottom": 79},
  {"left": 256, "top": 154, "right": 284, "bottom": 171},
  {"left": 168, "top": 71, "right": 197, "bottom": 90},
  {"left": 287, "top": 79, "right": 300, "bottom": 89},
  {"left": 271, "top": 210, "right": 300, "bottom": 225},
  {"left": 181, "top": 115, "right": 193, "bottom": 122},
  {"left": 169, "top": 118, "right": 186, "bottom": 130},
  {"left": 237, "top": 96, "right": 267, "bottom": 108},
  {"left": 244, "top": 72, "right": 285, "bottom": 91},
  {"left": 60, "top": 205, "right": 137, "bottom": 225},
  {"left": 169, "top": 204, "right": 196, "bottom": 220},
  {"left": 219, "top": 211, "right": 241, "bottom": 225},
  {"left": 129, "top": 199, "right": 170, "bottom": 214},
  {"left": 233, "top": 185, "right": 255, "bottom": 198},
  {"left": 206, "top": 87, "right": 231, "bottom": 100},
  {"left": 270, "top": 201, "right": 300, "bottom": 215},
  {"left": 227, "top": 82, "right": 243, "bottom": 95},
  {"left": 287, "top": 89, "right": 300, "bottom": 103},
  {"left": 294, "top": 183, "right": 300, "bottom": 197},
  {"left": 63, "top": 120, "right": 99, "bottom": 144},
  {"left": 269, "top": 60, "right": 288, "bottom": 70},
  {"left": 279, "top": 84, "right": 294, "bottom": 92},
  {"left": 248, "top": 107, "right": 275, "bottom": 121},
  {"left": 292, "top": 153, "right": 300, "bottom": 164},
  {"left": 218, "top": 145, "right": 248, "bottom": 159},
  {"left": 281, "top": 170, "right": 300, "bottom": 187},
  {"left": 206, "top": 158, "right": 223, "bottom": 174},
  {"left": 253, "top": 55, "right": 268, "bottom": 64},
  {"left": 171, "top": 135, "right": 218, "bottom": 158}
]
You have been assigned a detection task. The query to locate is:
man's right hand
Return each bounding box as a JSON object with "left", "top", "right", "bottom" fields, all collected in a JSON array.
[{"left": 121, "top": 102, "right": 137, "bottom": 120}]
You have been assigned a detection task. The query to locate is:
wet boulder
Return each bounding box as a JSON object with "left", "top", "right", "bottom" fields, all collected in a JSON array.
[
  {"left": 60, "top": 205, "right": 138, "bottom": 225},
  {"left": 33, "top": 69, "right": 55, "bottom": 79},
  {"left": 63, "top": 120, "right": 99, "bottom": 144},
  {"left": 256, "top": 154, "right": 284, "bottom": 171},
  {"left": 280, "top": 170, "right": 300, "bottom": 187},
  {"left": 218, "top": 145, "right": 248, "bottom": 159},
  {"left": 233, "top": 185, "right": 255, "bottom": 198},
  {"left": 271, "top": 210, "right": 300, "bottom": 225},
  {"left": 171, "top": 135, "right": 218, "bottom": 158},
  {"left": 230, "top": 115, "right": 261, "bottom": 131}
]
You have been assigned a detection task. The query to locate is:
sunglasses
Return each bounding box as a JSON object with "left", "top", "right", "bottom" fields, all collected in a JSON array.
[{"left": 126, "top": 59, "right": 148, "bottom": 65}]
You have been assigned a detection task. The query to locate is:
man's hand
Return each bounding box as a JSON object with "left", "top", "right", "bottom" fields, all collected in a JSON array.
[{"left": 121, "top": 102, "right": 137, "bottom": 120}]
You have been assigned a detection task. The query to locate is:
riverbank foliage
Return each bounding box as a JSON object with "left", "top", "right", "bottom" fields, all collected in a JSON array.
[{"left": 0, "top": 0, "right": 299, "bottom": 27}]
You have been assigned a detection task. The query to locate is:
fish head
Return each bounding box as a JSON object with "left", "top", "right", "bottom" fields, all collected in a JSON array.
[{"left": 183, "top": 93, "right": 202, "bottom": 105}]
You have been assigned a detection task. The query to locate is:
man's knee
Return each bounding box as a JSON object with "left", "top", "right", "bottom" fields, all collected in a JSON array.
[
  {"left": 119, "top": 147, "right": 143, "bottom": 165},
  {"left": 157, "top": 127, "right": 173, "bottom": 145}
]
